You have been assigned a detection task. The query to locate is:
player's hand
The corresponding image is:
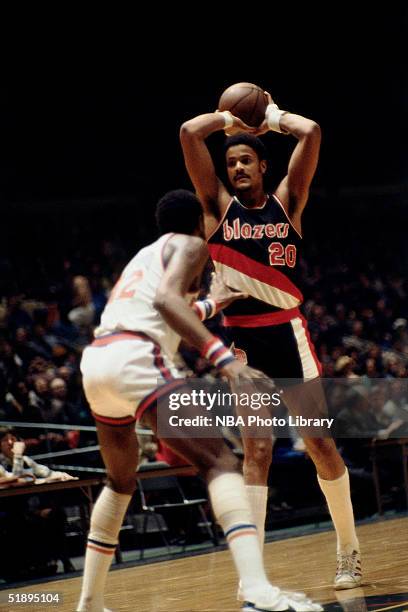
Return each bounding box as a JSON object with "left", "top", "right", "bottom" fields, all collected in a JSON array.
[
  {"left": 217, "top": 110, "right": 257, "bottom": 136},
  {"left": 207, "top": 272, "right": 248, "bottom": 310},
  {"left": 253, "top": 91, "right": 274, "bottom": 136},
  {"left": 219, "top": 360, "right": 267, "bottom": 381}
]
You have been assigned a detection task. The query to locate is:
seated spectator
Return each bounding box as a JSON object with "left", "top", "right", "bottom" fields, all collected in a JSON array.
[
  {"left": 0, "top": 429, "right": 76, "bottom": 481},
  {"left": 0, "top": 429, "right": 76, "bottom": 580}
]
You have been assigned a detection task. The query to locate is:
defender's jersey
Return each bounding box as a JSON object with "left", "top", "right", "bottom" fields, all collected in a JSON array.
[
  {"left": 208, "top": 194, "right": 303, "bottom": 318},
  {"left": 95, "top": 233, "right": 182, "bottom": 360}
]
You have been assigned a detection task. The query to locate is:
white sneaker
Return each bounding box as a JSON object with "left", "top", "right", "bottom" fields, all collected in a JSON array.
[
  {"left": 241, "top": 585, "right": 323, "bottom": 611},
  {"left": 334, "top": 549, "right": 362, "bottom": 590}
]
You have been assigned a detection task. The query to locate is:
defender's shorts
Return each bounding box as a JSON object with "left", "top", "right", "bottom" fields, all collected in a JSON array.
[{"left": 80, "top": 331, "right": 186, "bottom": 426}]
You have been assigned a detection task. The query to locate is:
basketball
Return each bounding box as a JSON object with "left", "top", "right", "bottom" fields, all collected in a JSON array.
[{"left": 218, "top": 82, "right": 268, "bottom": 127}]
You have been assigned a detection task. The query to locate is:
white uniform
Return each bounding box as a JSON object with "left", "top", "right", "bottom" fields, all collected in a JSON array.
[{"left": 80, "top": 233, "right": 187, "bottom": 425}]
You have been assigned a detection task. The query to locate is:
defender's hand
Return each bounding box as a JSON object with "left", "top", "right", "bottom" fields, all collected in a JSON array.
[
  {"left": 220, "top": 360, "right": 267, "bottom": 381},
  {"left": 207, "top": 273, "right": 248, "bottom": 310}
]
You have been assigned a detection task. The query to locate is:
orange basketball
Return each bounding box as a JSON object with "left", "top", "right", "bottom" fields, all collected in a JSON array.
[{"left": 218, "top": 82, "right": 268, "bottom": 127}]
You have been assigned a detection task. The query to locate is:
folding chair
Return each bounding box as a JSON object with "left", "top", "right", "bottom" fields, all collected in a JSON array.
[{"left": 135, "top": 466, "right": 218, "bottom": 559}]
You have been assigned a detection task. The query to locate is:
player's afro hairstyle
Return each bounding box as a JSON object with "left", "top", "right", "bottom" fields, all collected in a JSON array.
[
  {"left": 224, "top": 133, "right": 268, "bottom": 161},
  {"left": 155, "top": 189, "right": 203, "bottom": 235}
]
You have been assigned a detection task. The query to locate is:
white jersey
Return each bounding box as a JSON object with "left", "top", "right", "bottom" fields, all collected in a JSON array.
[{"left": 95, "top": 233, "right": 184, "bottom": 360}]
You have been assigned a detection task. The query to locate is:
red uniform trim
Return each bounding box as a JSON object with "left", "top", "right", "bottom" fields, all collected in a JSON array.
[
  {"left": 152, "top": 344, "right": 173, "bottom": 381},
  {"left": 92, "top": 412, "right": 136, "bottom": 426},
  {"left": 135, "top": 379, "right": 187, "bottom": 422},
  {"left": 227, "top": 529, "right": 258, "bottom": 543},
  {"left": 92, "top": 330, "right": 172, "bottom": 380},
  {"left": 223, "top": 307, "right": 301, "bottom": 328},
  {"left": 87, "top": 544, "right": 115, "bottom": 555},
  {"left": 208, "top": 244, "right": 303, "bottom": 302},
  {"left": 91, "top": 331, "right": 151, "bottom": 346}
]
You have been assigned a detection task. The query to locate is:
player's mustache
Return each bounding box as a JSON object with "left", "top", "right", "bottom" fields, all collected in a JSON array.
[{"left": 234, "top": 172, "right": 249, "bottom": 180}]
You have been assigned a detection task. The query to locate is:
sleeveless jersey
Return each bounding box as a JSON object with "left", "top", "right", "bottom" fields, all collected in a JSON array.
[
  {"left": 95, "top": 233, "right": 183, "bottom": 360},
  {"left": 208, "top": 194, "right": 303, "bottom": 317}
]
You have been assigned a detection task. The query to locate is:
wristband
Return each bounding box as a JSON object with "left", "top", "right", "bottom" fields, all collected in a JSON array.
[
  {"left": 201, "top": 336, "right": 235, "bottom": 369},
  {"left": 218, "top": 110, "right": 234, "bottom": 130},
  {"left": 266, "top": 103, "right": 289, "bottom": 134},
  {"left": 193, "top": 299, "right": 217, "bottom": 321}
]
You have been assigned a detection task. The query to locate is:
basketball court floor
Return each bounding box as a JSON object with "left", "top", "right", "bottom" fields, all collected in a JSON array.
[{"left": 1, "top": 516, "right": 407, "bottom": 611}]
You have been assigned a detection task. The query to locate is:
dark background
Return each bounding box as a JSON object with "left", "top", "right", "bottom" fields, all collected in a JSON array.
[{"left": 0, "top": 6, "right": 407, "bottom": 292}]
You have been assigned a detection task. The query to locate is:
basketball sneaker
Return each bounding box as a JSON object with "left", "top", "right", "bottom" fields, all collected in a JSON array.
[
  {"left": 241, "top": 584, "right": 323, "bottom": 611},
  {"left": 334, "top": 549, "right": 362, "bottom": 590}
]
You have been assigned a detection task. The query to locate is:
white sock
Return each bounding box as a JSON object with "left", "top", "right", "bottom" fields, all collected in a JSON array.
[
  {"left": 317, "top": 469, "right": 359, "bottom": 553},
  {"left": 245, "top": 485, "right": 268, "bottom": 553},
  {"left": 208, "top": 472, "right": 270, "bottom": 594},
  {"left": 77, "top": 487, "right": 131, "bottom": 612}
]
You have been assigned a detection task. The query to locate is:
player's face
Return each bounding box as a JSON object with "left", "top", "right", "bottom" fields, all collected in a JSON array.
[{"left": 226, "top": 145, "right": 266, "bottom": 193}]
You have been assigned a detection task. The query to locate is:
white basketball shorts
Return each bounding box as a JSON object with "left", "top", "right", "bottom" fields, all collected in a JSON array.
[{"left": 80, "top": 331, "right": 185, "bottom": 426}]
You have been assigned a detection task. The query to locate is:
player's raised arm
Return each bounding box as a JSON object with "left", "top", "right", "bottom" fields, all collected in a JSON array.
[
  {"left": 180, "top": 113, "right": 253, "bottom": 232},
  {"left": 257, "top": 94, "right": 321, "bottom": 226}
]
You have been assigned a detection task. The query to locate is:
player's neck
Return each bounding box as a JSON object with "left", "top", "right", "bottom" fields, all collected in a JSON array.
[{"left": 234, "top": 189, "right": 268, "bottom": 209}]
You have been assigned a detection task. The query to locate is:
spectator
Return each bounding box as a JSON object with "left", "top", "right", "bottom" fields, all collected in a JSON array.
[{"left": 0, "top": 429, "right": 76, "bottom": 580}]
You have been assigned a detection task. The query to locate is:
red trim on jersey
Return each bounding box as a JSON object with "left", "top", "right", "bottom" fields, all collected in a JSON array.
[
  {"left": 223, "top": 307, "right": 301, "bottom": 328},
  {"left": 92, "top": 412, "right": 136, "bottom": 426},
  {"left": 92, "top": 329, "right": 174, "bottom": 382},
  {"left": 208, "top": 243, "right": 303, "bottom": 302},
  {"left": 299, "top": 313, "right": 322, "bottom": 376},
  {"left": 272, "top": 194, "right": 303, "bottom": 239},
  {"left": 92, "top": 331, "right": 151, "bottom": 347},
  {"left": 136, "top": 379, "right": 187, "bottom": 421}
]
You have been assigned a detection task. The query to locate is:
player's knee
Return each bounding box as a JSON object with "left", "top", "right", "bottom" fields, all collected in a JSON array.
[
  {"left": 107, "top": 473, "right": 137, "bottom": 495},
  {"left": 305, "top": 437, "right": 337, "bottom": 459}
]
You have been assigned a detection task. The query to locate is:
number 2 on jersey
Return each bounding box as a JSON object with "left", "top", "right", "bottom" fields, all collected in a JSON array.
[{"left": 108, "top": 270, "right": 143, "bottom": 303}]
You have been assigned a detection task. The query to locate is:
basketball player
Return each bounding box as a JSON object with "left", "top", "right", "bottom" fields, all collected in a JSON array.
[
  {"left": 77, "top": 189, "right": 322, "bottom": 612},
  {"left": 179, "top": 98, "right": 362, "bottom": 590}
]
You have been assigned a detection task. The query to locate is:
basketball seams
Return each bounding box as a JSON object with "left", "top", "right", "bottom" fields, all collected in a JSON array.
[
  {"left": 248, "top": 88, "right": 261, "bottom": 125},
  {"left": 218, "top": 82, "right": 267, "bottom": 126},
  {"left": 228, "top": 87, "right": 258, "bottom": 114}
]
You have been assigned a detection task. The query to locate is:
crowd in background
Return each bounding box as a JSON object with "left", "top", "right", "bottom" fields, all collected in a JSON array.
[
  {"left": 0, "top": 197, "right": 407, "bottom": 581},
  {"left": 1, "top": 221, "right": 408, "bottom": 444}
]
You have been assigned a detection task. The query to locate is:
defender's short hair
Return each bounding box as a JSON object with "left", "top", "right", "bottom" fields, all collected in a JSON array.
[
  {"left": 155, "top": 189, "right": 203, "bottom": 235},
  {"left": 224, "top": 134, "right": 268, "bottom": 161}
]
